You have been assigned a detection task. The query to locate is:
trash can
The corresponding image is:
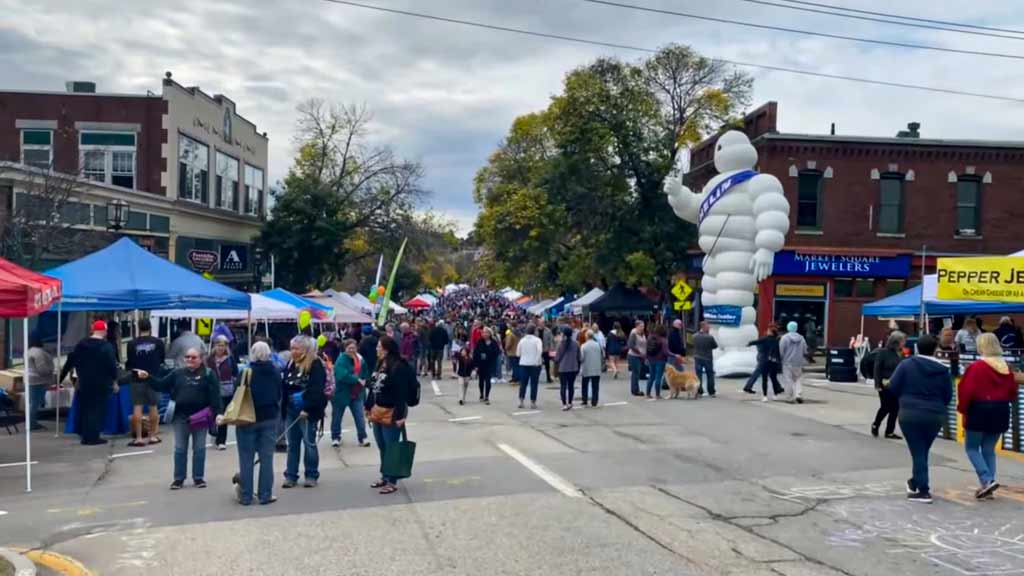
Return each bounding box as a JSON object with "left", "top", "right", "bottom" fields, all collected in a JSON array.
[{"left": 826, "top": 348, "right": 858, "bottom": 382}]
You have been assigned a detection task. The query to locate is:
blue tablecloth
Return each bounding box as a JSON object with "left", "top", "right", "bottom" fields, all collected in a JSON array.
[{"left": 64, "top": 386, "right": 133, "bottom": 436}]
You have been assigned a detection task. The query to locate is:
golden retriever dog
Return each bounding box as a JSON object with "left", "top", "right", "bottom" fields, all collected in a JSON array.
[{"left": 664, "top": 364, "right": 699, "bottom": 399}]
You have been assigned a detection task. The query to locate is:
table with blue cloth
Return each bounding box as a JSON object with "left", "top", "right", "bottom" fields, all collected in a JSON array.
[{"left": 64, "top": 386, "right": 133, "bottom": 436}]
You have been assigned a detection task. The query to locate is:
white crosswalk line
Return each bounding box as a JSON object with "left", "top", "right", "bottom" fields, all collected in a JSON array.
[
  {"left": 603, "top": 401, "right": 628, "bottom": 407},
  {"left": 497, "top": 443, "right": 581, "bottom": 498},
  {"left": 513, "top": 410, "right": 541, "bottom": 416},
  {"left": 449, "top": 416, "right": 482, "bottom": 422}
]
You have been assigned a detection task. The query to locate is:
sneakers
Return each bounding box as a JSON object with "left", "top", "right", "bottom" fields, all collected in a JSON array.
[
  {"left": 282, "top": 479, "right": 298, "bottom": 489},
  {"left": 359, "top": 440, "right": 371, "bottom": 447},
  {"left": 762, "top": 397, "right": 769, "bottom": 403},
  {"left": 304, "top": 479, "right": 318, "bottom": 488},
  {"left": 331, "top": 439, "right": 341, "bottom": 447},
  {"left": 885, "top": 433, "right": 903, "bottom": 440},
  {"left": 906, "top": 478, "right": 917, "bottom": 494},
  {"left": 518, "top": 401, "right": 525, "bottom": 409},
  {"left": 907, "top": 492, "right": 933, "bottom": 504},
  {"left": 194, "top": 479, "right": 207, "bottom": 489},
  {"left": 795, "top": 397, "right": 804, "bottom": 404},
  {"left": 170, "top": 480, "right": 184, "bottom": 490},
  {"left": 216, "top": 444, "right": 227, "bottom": 451},
  {"left": 976, "top": 481, "right": 1000, "bottom": 499},
  {"left": 458, "top": 399, "right": 465, "bottom": 406},
  {"left": 530, "top": 403, "right": 538, "bottom": 410},
  {"left": 871, "top": 424, "right": 879, "bottom": 438},
  {"left": 259, "top": 496, "right": 278, "bottom": 505}
]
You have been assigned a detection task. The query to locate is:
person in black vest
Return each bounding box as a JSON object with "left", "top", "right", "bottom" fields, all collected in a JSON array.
[
  {"left": 126, "top": 319, "right": 165, "bottom": 447},
  {"left": 60, "top": 321, "right": 119, "bottom": 445}
]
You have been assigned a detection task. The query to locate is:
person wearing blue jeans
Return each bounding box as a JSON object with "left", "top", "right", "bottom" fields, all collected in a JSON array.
[
  {"left": 647, "top": 361, "right": 666, "bottom": 397},
  {"left": 331, "top": 340, "right": 369, "bottom": 447},
  {"left": 519, "top": 365, "right": 541, "bottom": 407},
  {"left": 628, "top": 355, "right": 644, "bottom": 396},
  {"left": 692, "top": 323, "right": 718, "bottom": 397},
  {"left": 235, "top": 418, "right": 275, "bottom": 505},
  {"left": 694, "top": 358, "right": 716, "bottom": 396},
  {"left": 965, "top": 430, "right": 1001, "bottom": 489},
  {"left": 285, "top": 405, "right": 320, "bottom": 485},
  {"left": 173, "top": 416, "right": 207, "bottom": 486},
  {"left": 331, "top": 392, "right": 368, "bottom": 446},
  {"left": 373, "top": 422, "right": 403, "bottom": 484},
  {"left": 280, "top": 336, "right": 328, "bottom": 489}
]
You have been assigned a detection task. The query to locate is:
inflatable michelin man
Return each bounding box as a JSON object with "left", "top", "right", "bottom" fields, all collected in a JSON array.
[{"left": 664, "top": 131, "right": 790, "bottom": 376}]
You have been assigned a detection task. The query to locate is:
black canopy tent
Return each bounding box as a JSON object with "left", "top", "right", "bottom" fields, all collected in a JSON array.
[{"left": 586, "top": 283, "right": 656, "bottom": 315}]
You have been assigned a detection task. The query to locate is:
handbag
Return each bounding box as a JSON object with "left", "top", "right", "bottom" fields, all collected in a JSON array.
[
  {"left": 368, "top": 405, "right": 395, "bottom": 426},
  {"left": 188, "top": 407, "right": 215, "bottom": 432},
  {"left": 222, "top": 369, "right": 255, "bottom": 427},
  {"left": 381, "top": 426, "right": 416, "bottom": 480}
]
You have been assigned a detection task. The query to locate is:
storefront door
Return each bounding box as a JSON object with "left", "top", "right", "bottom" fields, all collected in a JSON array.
[{"left": 773, "top": 283, "right": 828, "bottom": 346}]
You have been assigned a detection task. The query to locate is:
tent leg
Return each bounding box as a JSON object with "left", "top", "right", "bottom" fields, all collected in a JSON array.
[
  {"left": 133, "top": 309, "right": 139, "bottom": 338},
  {"left": 264, "top": 319, "right": 270, "bottom": 339},
  {"left": 24, "top": 319, "right": 31, "bottom": 493},
  {"left": 860, "top": 315, "right": 865, "bottom": 337},
  {"left": 55, "top": 303, "right": 62, "bottom": 438}
]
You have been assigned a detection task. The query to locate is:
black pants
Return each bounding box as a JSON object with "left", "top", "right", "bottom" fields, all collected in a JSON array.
[
  {"left": 873, "top": 389, "right": 900, "bottom": 435},
  {"left": 581, "top": 376, "right": 600, "bottom": 406},
  {"left": 760, "top": 362, "right": 783, "bottom": 396},
  {"left": 900, "top": 413, "right": 943, "bottom": 494},
  {"left": 79, "top": 392, "right": 109, "bottom": 444},
  {"left": 559, "top": 371, "right": 577, "bottom": 405},
  {"left": 429, "top": 349, "right": 444, "bottom": 379},
  {"left": 544, "top": 352, "right": 553, "bottom": 383},
  {"left": 214, "top": 394, "right": 232, "bottom": 445},
  {"left": 478, "top": 370, "right": 493, "bottom": 400},
  {"left": 518, "top": 365, "right": 541, "bottom": 402}
]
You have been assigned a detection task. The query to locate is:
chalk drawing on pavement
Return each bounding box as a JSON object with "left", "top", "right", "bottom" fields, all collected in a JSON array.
[{"left": 771, "top": 481, "right": 906, "bottom": 503}]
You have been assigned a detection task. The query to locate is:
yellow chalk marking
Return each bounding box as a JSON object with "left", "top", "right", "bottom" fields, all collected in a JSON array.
[{"left": 14, "top": 548, "right": 94, "bottom": 576}]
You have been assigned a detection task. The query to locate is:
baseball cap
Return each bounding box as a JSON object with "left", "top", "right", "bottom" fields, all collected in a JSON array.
[{"left": 91, "top": 320, "right": 108, "bottom": 332}]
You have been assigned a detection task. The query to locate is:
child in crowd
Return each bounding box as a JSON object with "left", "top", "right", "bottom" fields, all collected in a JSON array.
[{"left": 456, "top": 346, "right": 473, "bottom": 405}]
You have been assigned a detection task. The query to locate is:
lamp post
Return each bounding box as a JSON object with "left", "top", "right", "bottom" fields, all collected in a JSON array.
[{"left": 106, "top": 199, "right": 130, "bottom": 232}]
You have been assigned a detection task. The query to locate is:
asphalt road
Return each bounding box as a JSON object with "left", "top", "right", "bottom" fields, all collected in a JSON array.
[{"left": 3, "top": 372, "right": 1024, "bottom": 575}]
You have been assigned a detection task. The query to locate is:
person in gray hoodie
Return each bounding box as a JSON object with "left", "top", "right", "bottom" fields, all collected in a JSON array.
[
  {"left": 579, "top": 330, "right": 604, "bottom": 407},
  {"left": 888, "top": 334, "right": 952, "bottom": 503},
  {"left": 555, "top": 326, "right": 582, "bottom": 411},
  {"left": 778, "top": 321, "right": 808, "bottom": 404}
]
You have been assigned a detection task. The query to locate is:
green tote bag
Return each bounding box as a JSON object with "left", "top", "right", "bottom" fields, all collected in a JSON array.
[{"left": 381, "top": 426, "right": 416, "bottom": 480}]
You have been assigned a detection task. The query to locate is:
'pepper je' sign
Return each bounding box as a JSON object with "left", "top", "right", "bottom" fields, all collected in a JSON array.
[{"left": 936, "top": 257, "right": 1024, "bottom": 302}]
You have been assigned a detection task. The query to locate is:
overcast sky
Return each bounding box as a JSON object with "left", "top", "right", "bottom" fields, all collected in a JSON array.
[{"left": 2, "top": 0, "right": 1023, "bottom": 234}]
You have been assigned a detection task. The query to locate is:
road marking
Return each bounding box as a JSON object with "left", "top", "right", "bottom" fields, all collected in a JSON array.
[
  {"left": 48, "top": 501, "right": 148, "bottom": 515},
  {"left": 0, "top": 460, "right": 38, "bottom": 468},
  {"left": 603, "top": 401, "right": 628, "bottom": 407},
  {"left": 431, "top": 380, "right": 442, "bottom": 395},
  {"left": 449, "top": 416, "right": 482, "bottom": 422},
  {"left": 0, "top": 510, "right": 7, "bottom": 516},
  {"left": 513, "top": 410, "right": 541, "bottom": 416},
  {"left": 497, "top": 443, "right": 581, "bottom": 498},
  {"left": 110, "top": 450, "right": 153, "bottom": 459},
  {"left": 646, "top": 398, "right": 658, "bottom": 402}
]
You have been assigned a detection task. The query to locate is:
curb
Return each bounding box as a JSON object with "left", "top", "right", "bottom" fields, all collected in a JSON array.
[{"left": 0, "top": 547, "right": 35, "bottom": 576}]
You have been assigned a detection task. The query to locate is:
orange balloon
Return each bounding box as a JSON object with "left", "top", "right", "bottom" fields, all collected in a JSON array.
[{"left": 377, "top": 285, "right": 386, "bottom": 296}]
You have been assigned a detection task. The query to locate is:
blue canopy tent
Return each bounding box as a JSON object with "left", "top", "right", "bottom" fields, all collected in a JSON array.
[
  {"left": 863, "top": 284, "right": 1024, "bottom": 317},
  {"left": 46, "top": 238, "right": 250, "bottom": 436},
  {"left": 47, "top": 238, "right": 250, "bottom": 311},
  {"left": 261, "top": 288, "right": 333, "bottom": 314}
]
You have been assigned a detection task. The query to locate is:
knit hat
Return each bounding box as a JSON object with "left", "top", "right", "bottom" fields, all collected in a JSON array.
[
  {"left": 787, "top": 321, "right": 798, "bottom": 333},
  {"left": 91, "top": 320, "right": 108, "bottom": 333}
]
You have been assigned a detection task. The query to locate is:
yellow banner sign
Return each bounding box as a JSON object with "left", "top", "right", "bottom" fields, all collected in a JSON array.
[
  {"left": 936, "top": 257, "right": 1024, "bottom": 302},
  {"left": 775, "top": 284, "right": 826, "bottom": 298}
]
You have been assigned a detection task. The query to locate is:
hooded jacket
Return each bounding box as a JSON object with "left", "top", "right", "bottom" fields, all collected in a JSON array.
[
  {"left": 779, "top": 332, "right": 808, "bottom": 368},
  {"left": 243, "top": 360, "right": 282, "bottom": 422},
  {"left": 958, "top": 358, "right": 1017, "bottom": 433},
  {"left": 888, "top": 355, "right": 953, "bottom": 417},
  {"left": 59, "top": 337, "right": 119, "bottom": 397}
]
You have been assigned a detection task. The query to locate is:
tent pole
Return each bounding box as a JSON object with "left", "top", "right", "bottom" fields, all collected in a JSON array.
[
  {"left": 860, "top": 315, "right": 865, "bottom": 338},
  {"left": 247, "top": 312, "right": 253, "bottom": 357},
  {"left": 55, "top": 302, "right": 62, "bottom": 438},
  {"left": 24, "top": 319, "right": 31, "bottom": 492},
  {"left": 133, "top": 309, "right": 139, "bottom": 338},
  {"left": 919, "top": 244, "right": 927, "bottom": 336}
]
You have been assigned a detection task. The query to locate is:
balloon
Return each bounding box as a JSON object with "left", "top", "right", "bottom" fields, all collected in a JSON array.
[
  {"left": 369, "top": 292, "right": 378, "bottom": 303},
  {"left": 316, "top": 334, "right": 327, "bottom": 349},
  {"left": 298, "top": 310, "right": 312, "bottom": 330},
  {"left": 377, "top": 285, "right": 386, "bottom": 296}
]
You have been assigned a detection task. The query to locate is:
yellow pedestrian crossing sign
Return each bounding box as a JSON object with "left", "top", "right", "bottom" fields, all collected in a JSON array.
[{"left": 672, "top": 279, "right": 694, "bottom": 311}]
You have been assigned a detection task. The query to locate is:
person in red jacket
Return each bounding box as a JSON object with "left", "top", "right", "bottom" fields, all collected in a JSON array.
[
  {"left": 958, "top": 333, "right": 1019, "bottom": 499},
  {"left": 469, "top": 320, "right": 483, "bottom": 353}
]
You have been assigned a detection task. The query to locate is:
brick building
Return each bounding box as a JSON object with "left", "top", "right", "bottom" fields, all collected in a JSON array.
[{"left": 685, "top": 102, "right": 1024, "bottom": 347}]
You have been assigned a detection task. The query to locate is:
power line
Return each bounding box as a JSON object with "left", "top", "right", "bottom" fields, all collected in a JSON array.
[
  {"left": 319, "top": 0, "right": 1024, "bottom": 104},
  {"left": 779, "top": 0, "right": 1024, "bottom": 36},
  {"left": 727, "top": 0, "right": 1024, "bottom": 41},
  {"left": 581, "top": 0, "right": 1024, "bottom": 61}
]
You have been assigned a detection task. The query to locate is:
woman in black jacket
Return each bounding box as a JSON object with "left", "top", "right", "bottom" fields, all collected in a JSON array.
[
  {"left": 748, "top": 328, "right": 783, "bottom": 401},
  {"left": 472, "top": 328, "right": 500, "bottom": 404},
  {"left": 137, "top": 347, "right": 221, "bottom": 490},
  {"left": 365, "top": 336, "right": 413, "bottom": 494},
  {"left": 872, "top": 331, "right": 906, "bottom": 440},
  {"left": 233, "top": 341, "right": 282, "bottom": 505},
  {"left": 281, "top": 335, "right": 327, "bottom": 489}
]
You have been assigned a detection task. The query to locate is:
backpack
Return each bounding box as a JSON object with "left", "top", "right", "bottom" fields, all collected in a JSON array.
[
  {"left": 318, "top": 354, "right": 336, "bottom": 400},
  {"left": 646, "top": 337, "right": 661, "bottom": 357},
  {"left": 859, "top": 349, "right": 881, "bottom": 380}
]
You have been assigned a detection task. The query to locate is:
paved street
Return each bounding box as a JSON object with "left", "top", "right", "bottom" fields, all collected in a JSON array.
[{"left": 3, "top": 374, "right": 1024, "bottom": 575}]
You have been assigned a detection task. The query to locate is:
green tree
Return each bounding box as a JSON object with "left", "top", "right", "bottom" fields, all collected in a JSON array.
[
  {"left": 259, "top": 100, "right": 426, "bottom": 292},
  {"left": 474, "top": 44, "right": 752, "bottom": 296}
]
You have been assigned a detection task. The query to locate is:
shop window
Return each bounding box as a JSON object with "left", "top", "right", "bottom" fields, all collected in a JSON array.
[
  {"left": 885, "top": 279, "right": 906, "bottom": 297},
  {"left": 179, "top": 134, "right": 209, "bottom": 204},
  {"left": 59, "top": 202, "right": 92, "bottom": 225},
  {"left": 796, "top": 170, "right": 823, "bottom": 230},
  {"left": 149, "top": 214, "right": 170, "bottom": 234},
  {"left": 79, "top": 132, "right": 136, "bottom": 189},
  {"left": 835, "top": 278, "right": 875, "bottom": 298},
  {"left": 956, "top": 176, "right": 981, "bottom": 236},
  {"left": 244, "top": 164, "right": 263, "bottom": 216},
  {"left": 877, "top": 174, "right": 904, "bottom": 234},
  {"left": 126, "top": 210, "right": 148, "bottom": 231},
  {"left": 21, "top": 129, "right": 52, "bottom": 169},
  {"left": 215, "top": 151, "right": 240, "bottom": 211}
]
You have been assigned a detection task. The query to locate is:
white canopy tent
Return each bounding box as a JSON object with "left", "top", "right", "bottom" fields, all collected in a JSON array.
[
  {"left": 528, "top": 298, "right": 564, "bottom": 316},
  {"left": 304, "top": 294, "right": 375, "bottom": 323},
  {"left": 151, "top": 293, "right": 299, "bottom": 320},
  {"left": 325, "top": 290, "right": 373, "bottom": 314},
  {"left": 502, "top": 289, "right": 524, "bottom": 301},
  {"left": 567, "top": 288, "right": 605, "bottom": 315}
]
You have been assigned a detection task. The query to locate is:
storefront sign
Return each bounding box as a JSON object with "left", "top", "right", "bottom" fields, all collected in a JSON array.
[
  {"left": 937, "top": 257, "right": 1024, "bottom": 302},
  {"left": 187, "top": 249, "right": 219, "bottom": 272},
  {"left": 773, "top": 251, "right": 911, "bottom": 278},
  {"left": 220, "top": 244, "right": 248, "bottom": 272},
  {"left": 776, "top": 284, "right": 826, "bottom": 298},
  {"left": 704, "top": 304, "right": 742, "bottom": 326}
]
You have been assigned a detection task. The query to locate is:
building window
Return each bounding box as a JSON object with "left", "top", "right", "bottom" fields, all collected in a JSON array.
[
  {"left": 126, "top": 210, "right": 148, "bottom": 231},
  {"left": 244, "top": 164, "right": 263, "bottom": 216},
  {"left": 834, "top": 278, "right": 875, "bottom": 298},
  {"left": 885, "top": 279, "right": 906, "bottom": 297},
  {"left": 878, "top": 173, "right": 904, "bottom": 234},
  {"left": 79, "top": 131, "right": 136, "bottom": 189},
  {"left": 178, "top": 134, "right": 209, "bottom": 204},
  {"left": 215, "top": 151, "right": 240, "bottom": 211},
  {"left": 149, "top": 214, "right": 170, "bottom": 234},
  {"left": 21, "top": 130, "right": 53, "bottom": 169},
  {"left": 956, "top": 176, "right": 981, "bottom": 236},
  {"left": 796, "top": 170, "right": 823, "bottom": 230}
]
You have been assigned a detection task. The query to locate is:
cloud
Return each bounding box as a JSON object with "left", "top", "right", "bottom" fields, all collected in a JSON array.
[{"left": 2, "top": 0, "right": 1023, "bottom": 237}]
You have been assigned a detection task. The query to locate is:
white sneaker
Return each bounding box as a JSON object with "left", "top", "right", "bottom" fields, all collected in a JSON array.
[
  {"left": 331, "top": 439, "right": 340, "bottom": 447},
  {"left": 762, "top": 397, "right": 769, "bottom": 403}
]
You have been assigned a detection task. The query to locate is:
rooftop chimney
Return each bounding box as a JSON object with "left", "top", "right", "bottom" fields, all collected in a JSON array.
[
  {"left": 65, "top": 81, "right": 96, "bottom": 94},
  {"left": 896, "top": 122, "right": 921, "bottom": 139}
]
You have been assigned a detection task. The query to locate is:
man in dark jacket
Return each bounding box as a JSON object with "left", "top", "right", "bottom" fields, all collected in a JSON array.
[
  {"left": 872, "top": 331, "right": 906, "bottom": 439},
  {"left": 994, "top": 317, "right": 1021, "bottom": 351},
  {"left": 888, "top": 334, "right": 952, "bottom": 503},
  {"left": 668, "top": 319, "right": 686, "bottom": 370},
  {"left": 358, "top": 326, "right": 379, "bottom": 374},
  {"left": 60, "top": 321, "right": 119, "bottom": 445},
  {"left": 428, "top": 321, "right": 450, "bottom": 380}
]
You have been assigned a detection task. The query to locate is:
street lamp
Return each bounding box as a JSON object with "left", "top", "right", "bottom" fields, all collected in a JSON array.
[{"left": 106, "top": 199, "right": 130, "bottom": 231}]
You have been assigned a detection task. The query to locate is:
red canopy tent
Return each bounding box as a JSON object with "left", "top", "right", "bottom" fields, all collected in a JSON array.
[
  {"left": 0, "top": 257, "right": 62, "bottom": 492},
  {"left": 403, "top": 296, "right": 431, "bottom": 310}
]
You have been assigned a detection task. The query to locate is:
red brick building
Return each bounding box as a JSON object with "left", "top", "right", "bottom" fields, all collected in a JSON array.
[{"left": 685, "top": 102, "right": 1024, "bottom": 347}]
